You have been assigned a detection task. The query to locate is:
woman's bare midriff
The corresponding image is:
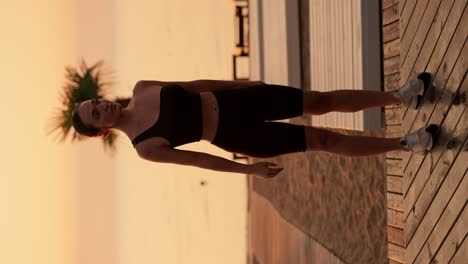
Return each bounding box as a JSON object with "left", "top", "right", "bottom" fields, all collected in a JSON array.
[{"left": 200, "top": 92, "right": 219, "bottom": 143}]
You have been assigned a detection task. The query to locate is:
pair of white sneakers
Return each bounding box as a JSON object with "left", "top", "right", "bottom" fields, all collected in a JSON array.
[{"left": 392, "top": 72, "right": 439, "bottom": 156}]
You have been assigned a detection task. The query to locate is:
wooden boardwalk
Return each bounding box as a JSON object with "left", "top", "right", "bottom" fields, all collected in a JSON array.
[
  {"left": 383, "top": 0, "right": 467, "bottom": 263},
  {"left": 382, "top": 2, "right": 406, "bottom": 263},
  {"left": 247, "top": 0, "right": 466, "bottom": 263}
]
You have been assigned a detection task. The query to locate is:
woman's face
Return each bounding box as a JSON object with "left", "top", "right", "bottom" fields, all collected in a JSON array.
[{"left": 77, "top": 99, "right": 122, "bottom": 130}]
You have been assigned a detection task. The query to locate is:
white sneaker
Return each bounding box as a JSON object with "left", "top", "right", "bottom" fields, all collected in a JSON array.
[
  {"left": 400, "top": 124, "right": 439, "bottom": 155},
  {"left": 393, "top": 72, "right": 432, "bottom": 109}
]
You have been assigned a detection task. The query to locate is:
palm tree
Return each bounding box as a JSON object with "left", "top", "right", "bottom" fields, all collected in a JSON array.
[{"left": 48, "top": 59, "right": 131, "bottom": 153}]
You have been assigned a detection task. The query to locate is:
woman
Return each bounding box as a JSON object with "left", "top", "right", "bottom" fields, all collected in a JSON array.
[{"left": 72, "top": 72, "right": 438, "bottom": 178}]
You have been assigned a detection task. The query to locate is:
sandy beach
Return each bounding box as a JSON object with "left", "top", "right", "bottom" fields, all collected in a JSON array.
[{"left": 247, "top": 116, "right": 389, "bottom": 264}]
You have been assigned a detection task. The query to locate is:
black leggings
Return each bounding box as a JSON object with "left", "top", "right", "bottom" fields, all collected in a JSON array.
[{"left": 211, "top": 84, "right": 306, "bottom": 158}]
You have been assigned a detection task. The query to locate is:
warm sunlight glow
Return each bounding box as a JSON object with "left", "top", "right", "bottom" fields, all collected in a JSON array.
[
  {"left": 0, "top": 1, "right": 245, "bottom": 264},
  {"left": 0, "top": 0, "right": 80, "bottom": 263}
]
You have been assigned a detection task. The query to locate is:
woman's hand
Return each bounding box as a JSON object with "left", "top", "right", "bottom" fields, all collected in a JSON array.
[{"left": 248, "top": 162, "right": 284, "bottom": 178}]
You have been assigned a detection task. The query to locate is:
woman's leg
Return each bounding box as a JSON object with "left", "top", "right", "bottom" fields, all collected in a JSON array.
[
  {"left": 303, "top": 89, "right": 401, "bottom": 115},
  {"left": 305, "top": 126, "right": 408, "bottom": 156}
]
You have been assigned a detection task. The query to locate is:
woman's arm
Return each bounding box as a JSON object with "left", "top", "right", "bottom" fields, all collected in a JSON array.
[
  {"left": 138, "top": 146, "right": 251, "bottom": 174},
  {"left": 135, "top": 79, "right": 265, "bottom": 93}
]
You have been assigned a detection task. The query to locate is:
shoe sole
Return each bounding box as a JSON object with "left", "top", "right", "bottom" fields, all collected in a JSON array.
[
  {"left": 413, "top": 72, "right": 433, "bottom": 109},
  {"left": 424, "top": 124, "right": 440, "bottom": 154}
]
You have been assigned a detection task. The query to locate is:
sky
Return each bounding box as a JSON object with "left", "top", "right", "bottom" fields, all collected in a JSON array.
[{"left": 0, "top": 0, "right": 247, "bottom": 263}]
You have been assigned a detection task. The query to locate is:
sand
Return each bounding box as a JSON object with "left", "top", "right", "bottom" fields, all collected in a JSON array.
[{"left": 248, "top": 116, "right": 389, "bottom": 263}]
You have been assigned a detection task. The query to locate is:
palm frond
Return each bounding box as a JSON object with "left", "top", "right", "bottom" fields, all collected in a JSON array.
[{"left": 48, "top": 59, "right": 124, "bottom": 152}]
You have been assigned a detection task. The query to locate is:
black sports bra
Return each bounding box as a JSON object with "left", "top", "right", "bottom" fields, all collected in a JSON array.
[{"left": 131, "top": 84, "right": 203, "bottom": 148}]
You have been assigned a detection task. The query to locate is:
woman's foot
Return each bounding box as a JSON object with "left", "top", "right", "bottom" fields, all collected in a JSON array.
[
  {"left": 400, "top": 124, "right": 440, "bottom": 155},
  {"left": 393, "top": 72, "right": 432, "bottom": 109}
]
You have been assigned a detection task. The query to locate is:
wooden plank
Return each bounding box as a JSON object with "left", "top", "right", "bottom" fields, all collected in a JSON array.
[
  {"left": 388, "top": 259, "right": 403, "bottom": 264},
  {"left": 327, "top": 1, "right": 333, "bottom": 128},
  {"left": 403, "top": 102, "right": 467, "bottom": 207},
  {"left": 386, "top": 151, "right": 410, "bottom": 162},
  {"left": 400, "top": 0, "right": 454, "bottom": 82},
  {"left": 400, "top": 16, "right": 468, "bottom": 171},
  {"left": 384, "top": 55, "right": 400, "bottom": 75},
  {"left": 345, "top": 0, "right": 353, "bottom": 91},
  {"left": 399, "top": 0, "right": 416, "bottom": 36},
  {"left": 382, "top": 0, "right": 404, "bottom": 262},
  {"left": 388, "top": 192, "right": 404, "bottom": 211},
  {"left": 382, "top": 0, "right": 399, "bottom": 10},
  {"left": 309, "top": 0, "right": 364, "bottom": 130},
  {"left": 400, "top": 0, "right": 408, "bottom": 16},
  {"left": 412, "top": 175, "right": 467, "bottom": 263},
  {"left": 385, "top": 108, "right": 402, "bottom": 126},
  {"left": 402, "top": 45, "right": 467, "bottom": 196},
  {"left": 343, "top": 0, "right": 349, "bottom": 91},
  {"left": 388, "top": 208, "right": 404, "bottom": 229},
  {"left": 401, "top": 10, "right": 468, "bottom": 128},
  {"left": 353, "top": 0, "right": 363, "bottom": 129},
  {"left": 387, "top": 226, "right": 405, "bottom": 247},
  {"left": 385, "top": 124, "right": 404, "bottom": 137},
  {"left": 383, "top": 4, "right": 399, "bottom": 26},
  {"left": 388, "top": 242, "right": 405, "bottom": 263},
  {"left": 405, "top": 56, "right": 467, "bottom": 193},
  {"left": 403, "top": 0, "right": 464, "bottom": 83},
  {"left": 343, "top": 0, "right": 352, "bottom": 79},
  {"left": 402, "top": 47, "right": 468, "bottom": 190},
  {"left": 404, "top": 137, "right": 468, "bottom": 248},
  {"left": 343, "top": 0, "right": 352, "bottom": 129},
  {"left": 319, "top": 0, "right": 326, "bottom": 95},
  {"left": 426, "top": 10, "right": 468, "bottom": 91},
  {"left": 313, "top": 0, "right": 318, "bottom": 88},
  {"left": 387, "top": 158, "right": 404, "bottom": 176},
  {"left": 400, "top": 0, "right": 431, "bottom": 60},
  {"left": 404, "top": 101, "right": 467, "bottom": 213},
  {"left": 339, "top": 0, "right": 347, "bottom": 129},
  {"left": 309, "top": 0, "right": 319, "bottom": 91},
  {"left": 384, "top": 72, "right": 400, "bottom": 91},
  {"left": 400, "top": 0, "right": 443, "bottom": 67},
  {"left": 384, "top": 38, "right": 401, "bottom": 59},
  {"left": 383, "top": 21, "right": 400, "bottom": 43},
  {"left": 403, "top": 99, "right": 466, "bottom": 200},
  {"left": 328, "top": 0, "right": 333, "bottom": 96},
  {"left": 449, "top": 237, "right": 467, "bottom": 264},
  {"left": 387, "top": 175, "right": 403, "bottom": 193},
  {"left": 333, "top": 0, "right": 340, "bottom": 128},
  {"left": 408, "top": 40, "right": 466, "bottom": 146},
  {"left": 329, "top": 0, "right": 335, "bottom": 94},
  {"left": 431, "top": 206, "right": 467, "bottom": 264},
  {"left": 313, "top": 0, "right": 320, "bottom": 91},
  {"left": 403, "top": 38, "right": 468, "bottom": 132}
]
